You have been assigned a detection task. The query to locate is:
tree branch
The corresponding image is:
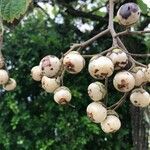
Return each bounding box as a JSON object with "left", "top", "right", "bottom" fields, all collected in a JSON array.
[{"left": 116, "top": 30, "right": 150, "bottom": 37}]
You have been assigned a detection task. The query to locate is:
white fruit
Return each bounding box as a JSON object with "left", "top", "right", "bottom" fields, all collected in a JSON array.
[
  {"left": 63, "top": 51, "right": 85, "bottom": 74},
  {"left": 3, "top": 78, "right": 17, "bottom": 91},
  {"left": 31, "top": 66, "right": 43, "bottom": 81},
  {"left": 86, "top": 102, "right": 107, "bottom": 123},
  {"left": 54, "top": 86, "right": 72, "bottom": 105},
  {"left": 130, "top": 88, "right": 150, "bottom": 107},
  {"left": 131, "top": 67, "right": 147, "bottom": 86},
  {"left": 113, "top": 71, "right": 135, "bottom": 92},
  {"left": 145, "top": 64, "right": 150, "bottom": 82},
  {"left": 88, "top": 56, "right": 114, "bottom": 79},
  {"left": 39, "top": 55, "right": 61, "bottom": 77},
  {"left": 88, "top": 82, "right": 106, "bottom": 101},
  {"left": 117, "top": 3, "right": 141, "bottom": 26},
  {"left": 101, "top": 115, "right": 121, "bottom": 133},
  {"left": 0, "top": 69, "right": 9, "bottom": 85},
  {"left": 107, "top": 48, "right": 128, "bottom": 70},
  {"left": 0, "top": 56, "right": 5, "bottom": 69},
  {"left": 41, "top": 76, "right": 60, "bottom": 93}
]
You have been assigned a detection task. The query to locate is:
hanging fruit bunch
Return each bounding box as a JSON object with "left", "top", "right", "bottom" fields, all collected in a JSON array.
[
  {"left": 31, "top": 1, "right": 150, "bottom": 133},
  {"left": 0, "top": 31, "right": 17, "bottom": 91}
]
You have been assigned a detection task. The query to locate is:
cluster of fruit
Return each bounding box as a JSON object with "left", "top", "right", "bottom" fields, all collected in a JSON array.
[
  {"left": 31, "top": 47, "right": 150, "bottom": 133},
  {"left": 30, "top": 2, "right": 150, "bottom": 133},
  {"left": 0, "top": 56, "right": 16, "bottom": 91}
]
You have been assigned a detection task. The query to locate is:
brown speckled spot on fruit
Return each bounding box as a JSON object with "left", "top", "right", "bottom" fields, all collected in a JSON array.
[
  {"left": 134, "top": 101, "right": 137, "bottom": 103},
  {"left": 87, "top": 112, "right": 95, "bottom": 122},
  {"left": 94, "top": 69, "right": 99, "bottom": 73},
  {"left": 117, "top": 79, "right": 129, "bottom": 90},
  {"left": 65, "top": 61, "right": 75, "bottom": 72},
  {"left": 59, "top": 98, "right": 67, "bottom": 105}
]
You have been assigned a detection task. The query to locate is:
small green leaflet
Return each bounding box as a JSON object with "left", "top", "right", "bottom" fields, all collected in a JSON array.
[
  {"left": 0, "top": 0, "right": 31, "bottom": 22},
  {"left": 137, "top": 0, "right": 148, "bottom": 14}
]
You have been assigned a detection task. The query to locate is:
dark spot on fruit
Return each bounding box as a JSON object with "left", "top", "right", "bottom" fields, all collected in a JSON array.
[
  {"left": 134, "top": 101, "right": 137, "bottom": 103},
  {"left": 117, "top": 79, "right": 129, "bottom": 90},
  {"left": 87, "top": 112, "right": 95, "bottom": 122},
  {"left": 94, "top": 69, "right": 99, "bottom": 73},
  {"left": 119, "top": 3, "right": 139, "bottom": 19},
  {"left": 65, "top": 61, "right": 75, "bottom": 72},
  {"left": 50, "top": 68, "right": 53, "bottom": 70},
  {"left": 59, "top": 98, "right": 67, "bottom": 105}
]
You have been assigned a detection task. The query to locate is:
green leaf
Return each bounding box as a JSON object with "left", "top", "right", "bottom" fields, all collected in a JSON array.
[
  {"left": 0, "top": 0, "right": 31, "bottom": 22},
  {"left": 137, "top": 0, "right": 148, "bottom": 14}
]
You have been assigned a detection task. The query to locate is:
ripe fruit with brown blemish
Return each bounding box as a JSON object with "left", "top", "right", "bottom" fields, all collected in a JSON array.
[
  {"left": 41, "top": 76, "right": 60, "bottom": 93},
  {"left": 117, "top": 3, "right": 141, "bottom": 26},
  {"left": 113, "top": 71, "right": 135, "bottom": 92},
  {"left": 88, "top": 82, "right": 106, "bottom": 101},
  {"left": 130, "top": 88, "right": 150, "bottom": 107},
  {"left": 107, "top": 48, "right": 128, "bottom": 70},
  {"left": 3, "top": 78, "right": 17, "bottom": 91},
  {"left": 101, "top": 114, "right": 121, "bottom": 133},
  {"left": 31, "top": 66, "right": 43, "bottom": 81},
  {"left": 88, "top": 56, "right": 114, "bottom": 80},
  {"left": 63, "top": 51, "right": 85, "bottom": 74},
  {"left": 39, "top": 55, "right": 61, "bottom": 77},
  {"left": 54, "top": 86, "right": 72, "bottom": 105},
  {"left": 86, "top": 102, "right": 107, "bottom": 123},
  {"left": 0, "top": 69, "right": 9, "bottom": 85},
  {"left": 131, "top": 66, "right": 147, "bottom": 86}
]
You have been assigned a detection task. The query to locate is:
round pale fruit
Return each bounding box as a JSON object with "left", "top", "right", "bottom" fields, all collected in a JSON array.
[
  {"left": 113, "top": 71, "right": 135, "bottom": 92},
  {"left": 117, "top": 3, "right": 141, "bottom": 26},
  {"left": 107, "top": 48, "right": 128, "bottom": 70},
  {"left": 3, "top": 78, "right": 17, "bottom": 91},
  {"left": 88, "top": 82, "right": 106, "bottom": 101},
  {"left": 88, "top": 56, "right": 114, "bottom": 80},
  {"left": 0, "top": 69, "right": 9, "bottom": 85},
  {"left": 86, "top": 102, "right": 107, "bottom": 123},
  {"left": 63, "top": 51, "right": 85, "bottom": 74},
  {"left": 145, "top": 64, "right": 150, "bottom": 82},
  {"left": 54, "top": 86, "right": 72, "bottom": 105},
  {"left": 130, "top": 88, "right": 150, "bottom": 107},
  {"left": 39, "top": 55, "right": 61, "bottom": 77},
  {"left": 41, "top": 76, "right": 60, "bottom": 93},
  {"left": 131, "top": 67, "right": 147, "bottom": 86},
  {"left": 101, "top": 115, "right": 121, "bottom": 133},
  {"left": 31, "top": 66, "right": 43, "bottom": 81}
]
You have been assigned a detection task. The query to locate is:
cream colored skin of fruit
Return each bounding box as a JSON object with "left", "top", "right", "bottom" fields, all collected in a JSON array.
[
  {"left": 130, "top": 88, "right": 150, "bottom": 107},
  {"left": 145, "top": 64, "right": 150, "bottom": 82},
  {"left": 88, "top": 56, "right": 114, "bottom": 79},
  {"left": 63, "top": 51, "right": 85, "bottom": 74},
  {"left": 86, "top": 102, "right": 107, "bottom": 123},
  {"left": 117, "top": 5, "right": 140, "bottom": 26},
  {"left": 41, "top": 76, "right": 60, "bottom": 93},
  {"left": 88, "top": 82, "right": 106, "bottom": 101},
  {"left": 131, "top": 67, "right": 147, "bottom": 86},
  {"left": 113, "top": 71, "right": 135, "bottom": 92},
  {"left": 101, "top": 115, "right": 121, "bottom": 133},
  {"left": 107, "top": 49, "right": 128, "bottom": 70},
  {"left": 31, "top": 66, "right": 43, "bottom": 81},
  {"left": 39, "top": 55, "right": 61, "bottom": 77},
  {"left": 0, "top": 69, "right": 9, "bottom": 85},
  {"left": 54, "top": 86, "right": 72, "bottom": 104},
  {"left": 3, "top": 78, "right": 17, "bottom": 91}
]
